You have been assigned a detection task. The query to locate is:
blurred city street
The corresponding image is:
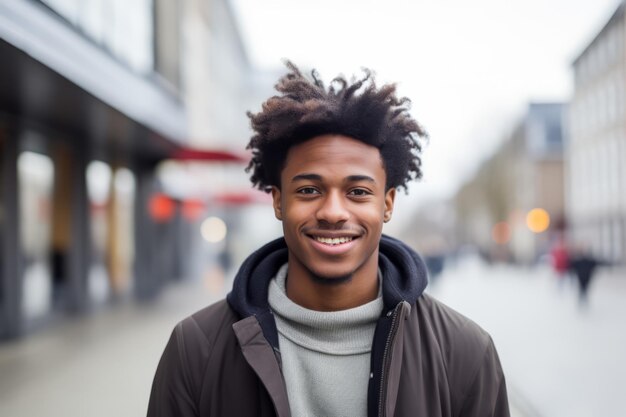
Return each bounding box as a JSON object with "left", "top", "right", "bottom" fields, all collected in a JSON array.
[{"left": 2, "top": 257, "right": 623, "bottom": 416}]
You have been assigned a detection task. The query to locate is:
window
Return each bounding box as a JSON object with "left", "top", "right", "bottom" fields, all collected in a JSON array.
[
  {"left": 18, "top": 152, "right": 54, "bottom": 319},
  {"left": 607, "top": 77, "right": 616, "bottom": 124},
  {"left": 613, "top": 219, "right": 622, "bottom": 261},
  {"left": 608, "top": 135, "right": 619, "bottom": 210},
  {"left": 86, "top": 160, "right": 112, "bottom": 303},
  {"left": 109, "top": 168, "right": 136, "bottom": 295}
]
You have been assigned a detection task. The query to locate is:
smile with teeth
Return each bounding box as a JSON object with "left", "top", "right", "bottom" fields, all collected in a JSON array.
[{"left": 314, "top": 236, "right": 354, "bottom": 246}]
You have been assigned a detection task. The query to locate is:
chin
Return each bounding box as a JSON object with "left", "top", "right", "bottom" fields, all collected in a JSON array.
[
  {"left": 309, "top": 271, "right": 353, "bottom": 286},
  {"left": 306, "top": 263, "right": 356, "bottom": 285}
]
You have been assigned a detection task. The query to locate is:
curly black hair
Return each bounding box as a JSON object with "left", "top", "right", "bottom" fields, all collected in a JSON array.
[{"left": 246, "top": 61, "right": 428, "bottom": 193}]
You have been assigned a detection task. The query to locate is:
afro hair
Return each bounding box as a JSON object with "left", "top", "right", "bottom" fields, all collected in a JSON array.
[{"left": 246, "top": 61, "right": 428, "bottom": 193}]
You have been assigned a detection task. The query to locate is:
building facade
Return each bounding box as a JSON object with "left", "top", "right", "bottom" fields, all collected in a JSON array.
[{"left": 568, "top": 2, "right": 626, "bottom": 262}]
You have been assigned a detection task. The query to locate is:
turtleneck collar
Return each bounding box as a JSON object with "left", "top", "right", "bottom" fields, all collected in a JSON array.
[{"left": 268, "top": 264, "right": 383, "bottom": 355}]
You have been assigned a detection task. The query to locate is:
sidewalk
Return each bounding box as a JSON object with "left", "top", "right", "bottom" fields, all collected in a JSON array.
[
  {"left": 0, "top": 274, "right": 227, "bottom": 417},
  {"left": 429, "top": 257, "right": 626, "bottom": 417}
]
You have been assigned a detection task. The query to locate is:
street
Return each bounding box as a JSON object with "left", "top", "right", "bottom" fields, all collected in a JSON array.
[{"left": 0, "top": 258, "right": 623, "bottom": 416}]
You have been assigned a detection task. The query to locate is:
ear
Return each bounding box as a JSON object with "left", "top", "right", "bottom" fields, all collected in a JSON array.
[
  {"left": 271, "top": 186, "right": 283, "bottom": 220},
  {"left": 383, "top": 187, "right": 396, "bottom": 223}
]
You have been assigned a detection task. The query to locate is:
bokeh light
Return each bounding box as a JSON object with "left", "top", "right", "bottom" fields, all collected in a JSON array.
[
  {"left": 201, "top": 216, "right": 228, "bottom": 243},
  {"left": 148, "top": 193, "right": 175, "bottom": 223},
  {"left": 526, "top": 208, "right": 550, "bottom": 233},
  {"left": 182, "top": 199, "right": 206, "bottom": 222},
  {"left": 491, "top": 221, "right": 511, "bottom": 245}
]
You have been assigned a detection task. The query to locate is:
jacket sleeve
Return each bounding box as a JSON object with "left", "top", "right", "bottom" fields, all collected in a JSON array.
[
  {"left": 458, "top": 337, "right": 510, "bottom": 417},
  {"left": 147, "top": 323, "right": 199, "bottom": 417}
]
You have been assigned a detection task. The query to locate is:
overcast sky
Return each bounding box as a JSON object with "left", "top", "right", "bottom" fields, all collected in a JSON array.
[{"left": 231, "top": 0, "right": 621, "bottom": 228}]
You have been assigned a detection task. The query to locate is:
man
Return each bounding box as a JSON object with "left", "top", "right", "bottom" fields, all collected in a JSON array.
[{"left": 148, "top": 62, "right": 509, "bottom": 417}]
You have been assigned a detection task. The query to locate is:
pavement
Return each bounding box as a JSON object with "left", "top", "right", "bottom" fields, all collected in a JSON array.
[
  {"left": 429, "top": 257, "right": 626, "bottom": 417},
  {"left": 0, "top": 272, "right": 228, "bottom": 417},
  {"left": 0, "top": 258, "right": 623, "bottom": 416}
]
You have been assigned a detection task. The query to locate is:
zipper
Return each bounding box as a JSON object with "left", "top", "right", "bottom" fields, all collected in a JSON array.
[{"left": 377, "top": 303, "right": 403, "bottom": 417}]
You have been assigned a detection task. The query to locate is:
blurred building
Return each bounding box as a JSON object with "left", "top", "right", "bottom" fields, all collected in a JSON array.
[
  {"left": 454, "top": 103, "right": 565, "bottom": 263},
  {"left": 0, "top": 0, "right": 266, "bottom": 340},
  {"left": 162, "top": 0, "right": 281, "bottom": 285},
  {"left": 568, "top": 1, "right": 626, "bottom": 262}
]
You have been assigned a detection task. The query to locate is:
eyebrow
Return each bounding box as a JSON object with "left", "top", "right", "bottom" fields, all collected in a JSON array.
[
  {"left": 346, "top": 175, "right": 376, "bottom": 184},
  {"left": 291, "top": 173, "right": 376, "bottom": 183},
  {"left": 291, "top": 173, "right": 323, "bottom": 182}
]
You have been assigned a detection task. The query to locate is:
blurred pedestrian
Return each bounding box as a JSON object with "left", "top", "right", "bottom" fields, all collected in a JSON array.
[
  {"left": 148, "top": 62, "right": 509, "bottom": 417},
  {"left": 569, "top": 245, "right": 605, "bottom": 306},
  {"left": 549, "top": 236, "right": 570, "bottom": 287}
]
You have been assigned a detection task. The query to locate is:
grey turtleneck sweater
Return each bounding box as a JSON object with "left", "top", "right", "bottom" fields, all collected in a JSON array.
[{"left": 268, "top": 264, "right": 383, "bottom": 417}]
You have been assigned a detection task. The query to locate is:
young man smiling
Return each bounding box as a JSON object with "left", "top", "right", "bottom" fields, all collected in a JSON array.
[{"left": 148, "top": 63, "right": 510, "bottom": 417}]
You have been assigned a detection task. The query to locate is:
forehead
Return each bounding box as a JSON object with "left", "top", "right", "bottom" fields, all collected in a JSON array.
[{"left": 282, "top": 134, "right": 385, "bottom": 177}]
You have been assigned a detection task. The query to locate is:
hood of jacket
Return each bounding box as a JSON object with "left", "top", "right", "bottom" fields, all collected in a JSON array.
[{"left": 227, "top": 234, "right": 428, "bottom": 323}]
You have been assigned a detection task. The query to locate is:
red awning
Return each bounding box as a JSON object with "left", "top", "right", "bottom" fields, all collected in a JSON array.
[
  {"left": 171, "top": 147, "right": 249, "bottom": 163},
  {"left": 212, "top": 191, "right": 272, "bottom": 205}
]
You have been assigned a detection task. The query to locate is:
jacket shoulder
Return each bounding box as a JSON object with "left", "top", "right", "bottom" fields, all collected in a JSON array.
[
  {"left": 147, "top": 299, "right": 239, "bottom": 416},
  {"left": 415, "top": 293, "right": 492, "bottom": 354},
  {"left": 173, "top": 299, "right": 238, "bottom": 352},
  {"left": 413, "top": 294, "right": 508, "bottom": 415},
  {"left": 186, "top": 298, "right": 239, "bottom": 339}
]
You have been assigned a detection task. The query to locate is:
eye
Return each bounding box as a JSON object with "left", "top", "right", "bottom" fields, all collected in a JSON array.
[
  {"left": 348, "top": 188, "right": 371, "bottom": 197},
  {"left": 297, "top": 187, "right": 320, "bottom": 195}
]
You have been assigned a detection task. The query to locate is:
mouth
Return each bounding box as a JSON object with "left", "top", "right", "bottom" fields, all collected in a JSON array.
[
  {"left": 312, "top": 236, "right": 355, "bottom": 246},
  {"left": 306, "top": 233, "right": 361, "bottom": 256}
]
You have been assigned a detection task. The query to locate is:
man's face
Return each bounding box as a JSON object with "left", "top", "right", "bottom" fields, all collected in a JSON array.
[{"left": 272, "top": 134, "right": 396, "bottom": 283}]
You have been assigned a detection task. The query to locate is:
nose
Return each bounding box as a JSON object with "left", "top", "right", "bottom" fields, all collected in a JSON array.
[{"left": 316, "top": 191, "right": 350, "bottom": 225}]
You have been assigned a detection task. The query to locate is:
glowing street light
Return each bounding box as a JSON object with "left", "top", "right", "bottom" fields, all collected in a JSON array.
[{"left": 526, "top": 208, "right": 550, "bottom": 233}]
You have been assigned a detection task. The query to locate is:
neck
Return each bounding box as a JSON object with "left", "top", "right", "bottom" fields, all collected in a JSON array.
[{"left": 285, "top": 255, "right": 380, "bottom": 311}]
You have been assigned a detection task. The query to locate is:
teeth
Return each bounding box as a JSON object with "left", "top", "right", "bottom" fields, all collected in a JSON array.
[{"left": 315, "top": 236, "right": 353, "bottom": 245}]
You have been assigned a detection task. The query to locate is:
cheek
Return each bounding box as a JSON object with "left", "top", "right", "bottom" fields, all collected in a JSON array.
[
  {"left": 362, "top": 209, "right": 385, "bottom": 230},
  {"left": 283, "top": 206, "right": 301, "bottom": 221},
  {"left": 282, "top": 206, "right": 308, "bottom": 232}
]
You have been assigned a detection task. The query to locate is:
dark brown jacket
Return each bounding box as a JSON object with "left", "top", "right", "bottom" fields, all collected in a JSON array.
[{"left": 148, "top": 236, "right": 509, "bottom": 417}]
